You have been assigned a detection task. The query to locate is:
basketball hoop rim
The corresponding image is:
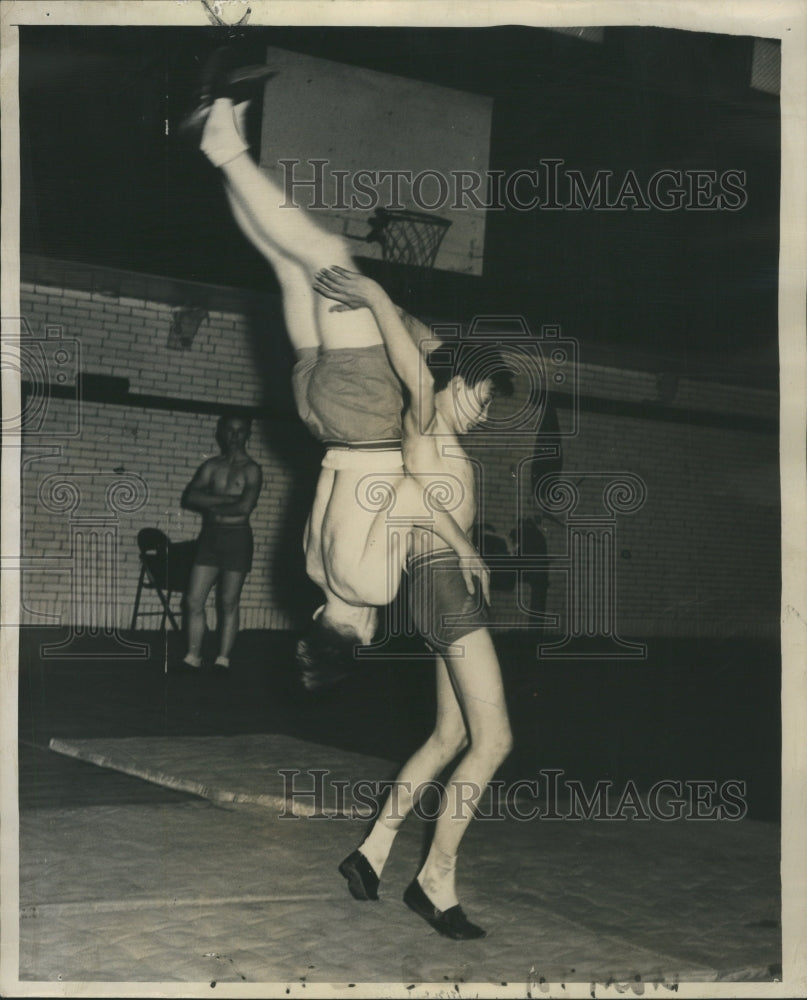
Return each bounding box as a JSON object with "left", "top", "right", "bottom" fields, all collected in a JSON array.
[{"left": 373, "top": 207, "right": 452, "bottom": 229}]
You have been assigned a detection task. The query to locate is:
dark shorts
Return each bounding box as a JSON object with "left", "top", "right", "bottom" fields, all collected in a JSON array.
[
  {"left": 292, "top": 344, "right": 403, "bottom": 449},
  {"left": 407, "top": 549, "right": 490, "bottom": 655},
  {"left": 195, "top": 522, "right": 254, "bottom": 574}
]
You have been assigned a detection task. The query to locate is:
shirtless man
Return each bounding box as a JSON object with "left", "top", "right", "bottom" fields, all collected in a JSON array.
[
  {"left": 314, "top": 267, "right": 514, "bottom": 940},
  {"left": 198, "top": 97, "right": 486, "bottom": 688},
  {"left": 181, "top": 414, "right": 263, "bottom": 671}
]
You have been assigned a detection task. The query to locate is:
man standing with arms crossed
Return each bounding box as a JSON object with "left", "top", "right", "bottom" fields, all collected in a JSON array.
[{"left": 181, "top": 413, "right": 263, "bottom": 672}]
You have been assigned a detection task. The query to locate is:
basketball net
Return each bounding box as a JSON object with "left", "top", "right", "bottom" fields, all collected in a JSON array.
[{"left": 365, "top": 208, "right": 452, "bottom": 268}]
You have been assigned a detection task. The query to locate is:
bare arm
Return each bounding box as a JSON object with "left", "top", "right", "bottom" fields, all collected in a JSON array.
[
  {"left": 182, "top": 461, "right": 262, "bottom": 516},
  {"left": 414, "top": 507, "right": 490, "bottom": 603},
  {"left": 182, "top": 460, "right": 220, "bottom": 511},
  {"left": 395, "top": 306, "right": 434, "bottom": 354},
  {"left": 207, "top": 464, "right": 263, "bottom": 518}
]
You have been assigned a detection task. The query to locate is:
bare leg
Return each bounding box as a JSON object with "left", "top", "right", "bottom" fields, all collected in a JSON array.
[
  {"left": 417, "top": 628, "right": 512, "bottom": 910},
  {"left": 215, "top": 569, "right": 247, "bottom": 664},
  {"left": 224, "top": 183, "right": 320, "bottom": 351},
  {"left": 184, "top": 563, "right": 219, "bottom": 665},
  {"left": 203, "top": 98, "right": 381, "bottom": 349},
  {"left": 358, "top": 657, "right": 468, "bottom": 877}
]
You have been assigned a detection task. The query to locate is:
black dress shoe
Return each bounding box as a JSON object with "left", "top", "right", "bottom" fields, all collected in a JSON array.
[
  {"left": 177, "top": 47, "right": 230, "bottom": 139},
  {"left": 226, "top": 65, "right": 278, "bottom": 103},
  {"left": 177, "top": 46, "right": 277, "bottom": 140},
  {"left": 338, "top": 850, "right": 380, "bottom": 901},
  {"left": 403, "top": 879, "right": 486, "bottom": 940}
]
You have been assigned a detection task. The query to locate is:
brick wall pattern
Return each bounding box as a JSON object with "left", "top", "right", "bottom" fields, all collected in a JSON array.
[{"left": 15, "top": 273, "right": 779, "bottom": 638}]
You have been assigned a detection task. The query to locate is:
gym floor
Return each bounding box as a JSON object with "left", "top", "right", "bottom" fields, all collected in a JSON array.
[{"left": 10, "top": 627, "right": 783, "bottom": 986}]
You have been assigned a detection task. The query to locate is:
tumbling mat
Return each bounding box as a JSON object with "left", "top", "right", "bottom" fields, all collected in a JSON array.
[{"left": 48, "top": 733, "right": 396, "bottom": 817}]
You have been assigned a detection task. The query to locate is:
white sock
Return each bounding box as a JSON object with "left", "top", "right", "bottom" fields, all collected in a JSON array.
[
  {"left": 200, "top": 98, "right": 249, "bottom": 168},
  {"left": 233, "top": 100, "right": 250, "bottom": 142},
  {"left": 358, "top": 820, "right": 398, "bottom": 877},
  {"left": 183, "top": 652, "right": 202, "bottom": 668},
  {"left": 214, "top": 655, "right": 230, "bottom": 668}
]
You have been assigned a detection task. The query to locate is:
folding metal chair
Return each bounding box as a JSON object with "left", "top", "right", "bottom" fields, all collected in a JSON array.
[{"left": 130, "top": 528, "right": 194, "bottom": 630}]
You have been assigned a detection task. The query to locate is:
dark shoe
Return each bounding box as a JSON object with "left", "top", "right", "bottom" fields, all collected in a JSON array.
[
  {"left": 171, "top": 658, "right": 203, "bottom": 675},
  {"left": 207, "top": 46, "right": 278, "bottom": 103},
  {"left": 338, "top": 850, "right": 380, "bottom": 901},
  {"left": 226, "top": 64, "right": 278, "bottom": 103},
  {"left": 403, "top": 879, "right": 486, "bottom": 940},
  {"left": 176, "top": 47, "right": 230, "bottom": 139},
  {"left": 177, "top": 47, "right": 276, "bottom": 139},
  {"left": 212, "top": 662, "right": 230, "bottom": 677}
]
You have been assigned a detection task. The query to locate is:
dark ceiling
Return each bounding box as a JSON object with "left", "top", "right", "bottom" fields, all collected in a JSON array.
[{"left": 19, "top": 25, "right": 780, "bottom": 385}]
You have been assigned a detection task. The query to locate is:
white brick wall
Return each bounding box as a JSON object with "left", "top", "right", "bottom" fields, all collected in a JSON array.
[
  {"left": 478, "top": 394, "right": 779, "bottom": 637},
  {"left": 19, "top": 283, "right": 269, "bottom": 405},
  {"left": 20, "top": 396, "right": 316, "bottom": 631}
]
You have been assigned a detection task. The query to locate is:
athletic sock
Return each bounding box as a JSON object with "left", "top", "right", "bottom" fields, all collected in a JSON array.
[
  {"left": 233, "top": 100, "right": 250, "bottom": 142},
  {"left": 358, "top": 819, "right": 398, "bottom": 877},
  {"left": 200, "top": 98, "right": 249, "bottom": 167}
]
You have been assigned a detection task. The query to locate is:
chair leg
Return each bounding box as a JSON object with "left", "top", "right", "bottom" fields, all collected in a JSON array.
[
  {"left": 131, "top": 566, "right": 147, "bottom": 630},
  {"left": 146, "top": 569, "right": 182, "bottom": 632},
  {"left": 164, "top": 591, "right": 182, "bottom": 632}
]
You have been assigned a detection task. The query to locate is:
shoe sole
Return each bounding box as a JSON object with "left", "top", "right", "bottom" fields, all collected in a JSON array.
[{"left": 403, "top": 886, "right": 486, "bottom": 940}]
